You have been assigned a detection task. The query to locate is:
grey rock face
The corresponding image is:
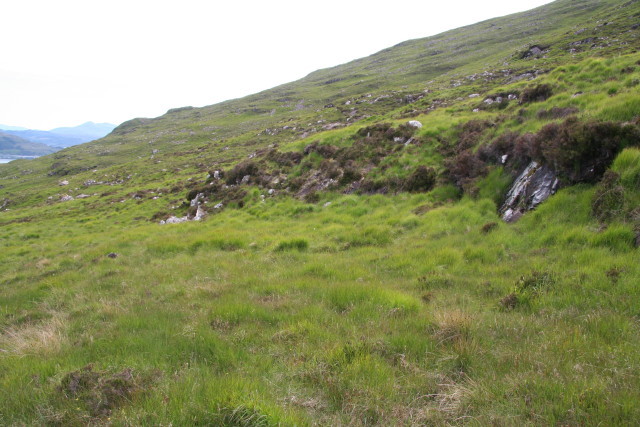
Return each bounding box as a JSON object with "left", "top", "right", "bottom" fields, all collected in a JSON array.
[
  {"left": 500, "top": 161, "right": 559, "bottom": 222},
  {"left": 194, "top": 205, "right": 207, "bottom": 221},
  {"left": 160, "top": 216, "right": 189, "bottom": 225},
  {"left": 190, "top": 193, "right": 204, "bottom": 207}
]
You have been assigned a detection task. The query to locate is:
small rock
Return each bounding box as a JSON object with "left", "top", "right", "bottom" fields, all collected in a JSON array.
[
  {"left": 508, "top": 94, "right": 518, "bottom": 100},
  {"left": 484, "top": 98, "right": 494, "bottom": 105},
  {"left": 190, "top": 193, "right": 205, "bottom": 207},
  {"left": 473, "top": 108, "right": 480, "bottom": 113},
  {"left": 60, "top": 195, "right": 74, "bottom": 202},
  {"left": 268, "top": 189, "right": 275, "bottom": 195},
  {"left": 162, "top": 216, "right": 189, "bottom": 224},
  {"left": 76, "top": 194, "right": 90, "bottom": 199},
  {"left": 407, "top": 120, "right": 422, "bottom": 128},
  {"left": 240, "top": 175, "right": 250, "bottom": 185},
  {"left": 59, "top": 180, "right": 69, "bottom": 186},
  {"left": 194, "top": 205, "right": 206, "bottom": 221},
  {"left": 214, "top": 203, "right": 223, "bottom": 209},
  {"left": 501, "top": 154, "right": 509, "bottom": 164},
  {"left": 107, "top": 252, "right": 118, "bottom": 259},
  {"left": 468, "top": 93, "right": 480, "bottom": 98},
  {"left": 323, "top": 202, "right": 332, "bottom": 207}
]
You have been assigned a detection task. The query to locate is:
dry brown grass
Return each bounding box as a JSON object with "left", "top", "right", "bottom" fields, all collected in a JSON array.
[
  {"left": 0, "top": 314, "right": 67, "bottom": 357},
  {"left": 434, "top": 309, "right": 473, "bottom": 345}
]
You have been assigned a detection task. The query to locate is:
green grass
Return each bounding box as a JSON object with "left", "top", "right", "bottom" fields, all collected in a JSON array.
[
  {"left": 2, "top": 182, "right": 639, "bottom": 424},
  {"left": 1, "top": 0, "right": 640, "bottom": 424}
]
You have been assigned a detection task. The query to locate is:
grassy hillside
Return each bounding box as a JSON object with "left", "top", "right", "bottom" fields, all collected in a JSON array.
[{"left": 1, "top": 0, "right": 640, "bottom": 424}]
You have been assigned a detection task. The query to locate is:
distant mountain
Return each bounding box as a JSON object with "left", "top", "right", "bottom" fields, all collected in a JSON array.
[
  {"left": 3, "top": 121, "right": 116, "bottom": 149},
  {"left": 0, "top": 124, "right": 29, "bottom": 131},
  {"left": 49, "top": 121, "right": 117, "bottom": 141},
  {"left": 0, "top": 131, "right": 59, "bottom": 157}
]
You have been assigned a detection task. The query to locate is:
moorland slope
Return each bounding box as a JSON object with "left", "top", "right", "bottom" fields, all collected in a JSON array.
[{"left": 1, "top": 0, "right": 640, "bottom": 424}]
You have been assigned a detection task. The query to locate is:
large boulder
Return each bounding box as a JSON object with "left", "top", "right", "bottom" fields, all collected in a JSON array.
[{"left": 500, "top": 161, "right": 559, "bottom": 222}]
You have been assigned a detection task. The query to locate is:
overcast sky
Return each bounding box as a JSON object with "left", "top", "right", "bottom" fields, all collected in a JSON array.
[{"left": 0, "top": 0, "right": 553, "bottom": 130}]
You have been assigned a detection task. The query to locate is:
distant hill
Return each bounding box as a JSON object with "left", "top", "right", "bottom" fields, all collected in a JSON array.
[
  {"left": 3, "top": 121, "right": 116, "bottom": 149},
  {"left": 0, "top": 124, "right": 29, "bottom": 131},
  {"left": 49, "top": 121, "right": 117, "bottom": 142},
  {"left": 0, "top": 131, "right": 59, "bottom": 157},
  {"left": 3, "top": 129, "right": 85, "bottom": 148}
]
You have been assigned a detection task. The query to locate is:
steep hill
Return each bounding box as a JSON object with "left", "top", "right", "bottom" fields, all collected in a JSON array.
[
  {"left": 1, "top": 0, "right": 640, "bottom": 424},
  {"left": 37, "top": 0, "right": 640, "bottom": 167}
]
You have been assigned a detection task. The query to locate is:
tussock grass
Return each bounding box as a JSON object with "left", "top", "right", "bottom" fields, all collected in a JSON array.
[{"left": 1, "top": 3, "right": 640, "bottom": 424}]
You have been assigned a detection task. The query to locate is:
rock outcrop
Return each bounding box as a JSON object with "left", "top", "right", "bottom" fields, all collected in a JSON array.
[{"left": 500, "top": 161, "right": 559, "bottom": 222}]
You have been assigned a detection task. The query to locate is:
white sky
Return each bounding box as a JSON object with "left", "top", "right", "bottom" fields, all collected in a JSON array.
[{"left": 0, "top": 0, "right": 553, "bottom": 130}]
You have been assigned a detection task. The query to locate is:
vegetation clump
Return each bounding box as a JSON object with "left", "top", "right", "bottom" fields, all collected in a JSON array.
[
  {"left": 520, "top": 84, "right": 553, "bottom": 104},
  {"left": 58, "top": 365, "right": 145, "bottom": 418},
  {"left": 501, "top": 271, "right": 555, "bottom": 310},
  {"left": 592, "top": 170, "right": 626, "bottom": 222}
]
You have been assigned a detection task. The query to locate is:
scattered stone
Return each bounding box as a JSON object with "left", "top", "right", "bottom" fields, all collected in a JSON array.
[
  {"left": 194, "top": 205, "right": 206, "bottom": 221},
  {"left": 59, "top": 180, "right": 69, "bottom": 186},
  {"left": 473, "top": 109, "right": 480, "bottom": 113},
  {"left": 160, "top": 216, "right": 189, "bottom": 225},
  {"left": 76, "top": 194, "right": 91, "bottom": 199},
  {"left": 214, "top": 203, "right": 224, "bottom": 209},
  {"left": 268, "top": 189, "right": 275, "bottom": 195},
  {"left": 240, "top": 175, "right": 250, "bottom": 185},
  {"left": 508, "top": 73, "right": 535, "bottom": 83},
  {"left": 60, "top": 195, "right": 74, "bottom": 202},
  {"left": 484, "top": 98, "right": 494, "bottom": 105},
  {"left": 323, "top": 202, "right": 332, "bottom": 207},
  {"left": 190, "top": 193, "right": 205, "bottom": 207},
  {"left": 508, "top": 94, "right": 518, "bottom": 101},
  {"left": 107, "top": 252, "right": 118, "bottom": 259},
  {"left": 522, "top": 45, "right": 545, "bottom": 58},
  {"left": 501, "top": 154, "right": 509, "bottom": 164},
  {"left": 322, "top": 122, "right": 344, "bottom": 131},
  {"left": 407, "top": 120, "right": 422, "bottom": 128},
  {"left": 468, "top": 93, "right": 480, "bottom": 98},
  {"left": 572, "top": 92, "right": 583, "bottom": 98}
]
